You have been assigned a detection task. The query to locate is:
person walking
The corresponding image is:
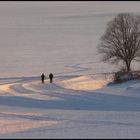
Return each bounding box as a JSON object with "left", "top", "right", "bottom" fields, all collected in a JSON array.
[
  {"left": 49, "top": 73, "right": 53, "bottom": 83},
  {"left": 41, "top": 73, "right": 45, "bottom": 84}
]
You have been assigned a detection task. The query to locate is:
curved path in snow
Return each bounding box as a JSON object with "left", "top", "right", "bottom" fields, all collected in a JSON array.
[
  {"left": 0, "top": 74, "right": 140, "bottom": 111},
  {"left": 0, "top": 74, "right": 140, "bottom": 136}
]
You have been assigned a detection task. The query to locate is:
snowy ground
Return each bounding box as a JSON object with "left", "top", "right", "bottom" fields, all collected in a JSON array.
[
  {"left": 0, "top": 1, "right": 140, "bottom": 138},
  {"left": 0, "top": 74, "right": 140, "bottom": 138}
]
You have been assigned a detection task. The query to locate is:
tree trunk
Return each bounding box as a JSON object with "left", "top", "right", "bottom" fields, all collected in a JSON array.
[{"left": 125, "top": 60, "right": 131, "bottom": 73}]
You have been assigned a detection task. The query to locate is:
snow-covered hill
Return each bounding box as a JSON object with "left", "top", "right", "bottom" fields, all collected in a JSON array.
[{"left": 0, "top": 74, "right": 140, "bottom": 138}]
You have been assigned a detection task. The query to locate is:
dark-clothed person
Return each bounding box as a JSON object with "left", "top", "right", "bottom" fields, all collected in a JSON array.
[
  {"left": 41, "top": 73, "right": 45, "bottom": 84},
  {"left": 49, "top": 73, "right": 53, "bottom": 83}
]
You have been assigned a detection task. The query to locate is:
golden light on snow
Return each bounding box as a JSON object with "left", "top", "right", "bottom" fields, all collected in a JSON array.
[
  {"left": 0, "top": 84, "right": 13, "bottom": 95},
  {"left": 0, "top": 81, "right": 61, "bottom": 100},
  {"left": 0, "top": 112, "right": 62, "bottom": 134},
  {"left": 62, "top": 76, "right": 111, "bottom": 91}
]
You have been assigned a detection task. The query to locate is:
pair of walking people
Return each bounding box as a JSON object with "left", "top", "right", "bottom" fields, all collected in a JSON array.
[{"left": 41, "top": 73, "right": 53, "bottom": 84}]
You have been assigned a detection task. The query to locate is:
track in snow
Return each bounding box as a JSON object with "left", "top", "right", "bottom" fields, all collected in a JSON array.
[{"left": 0, "top": 75, "right": 140, "bottom": 111}]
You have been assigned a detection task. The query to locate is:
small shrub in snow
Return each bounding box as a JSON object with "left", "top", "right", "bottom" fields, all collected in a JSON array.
[
  {"left": 119, "top": 73, "right": 133, "bottom": 81},
  {"left": 132, "top": 71, "right": 140, "bottom": 79},
  {"left": 114, "top": 72, "right": 122, "bottom": 83},
  {"left": 113, "top": 71, "right": 135, "bottom": 83}
]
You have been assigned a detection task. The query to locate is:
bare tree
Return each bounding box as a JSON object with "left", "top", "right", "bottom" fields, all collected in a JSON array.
[{"left": 98, "top": 13, "right": 140, "bottom": 73}]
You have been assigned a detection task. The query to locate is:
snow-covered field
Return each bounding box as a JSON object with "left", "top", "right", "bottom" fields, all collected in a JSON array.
[
  {"left": 0, "top": 1, "right": 140, "bottom": 138},
  {"left": 0, "top": 74, "right": 139, "bottom": 138}
]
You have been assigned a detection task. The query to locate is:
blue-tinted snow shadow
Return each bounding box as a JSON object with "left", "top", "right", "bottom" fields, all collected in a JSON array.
[{"left": 0, "top": 90, "right": 140, "bottom": 111}]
